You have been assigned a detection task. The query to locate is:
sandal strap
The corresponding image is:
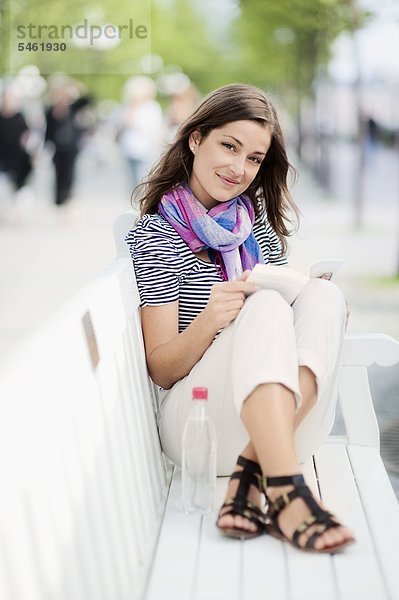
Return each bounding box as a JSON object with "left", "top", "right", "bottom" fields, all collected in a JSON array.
[
  {"left": 291, "top": 515, "right": 318, "bottom": 545},
  {"left": 259, "top": 473, "right": 305, "bottom": 494},
  {"left": 293, "top": 512, "right": 340, "bottom": 549},
  {"left": 219, "top": 499, "right": 267, "bottom": 528},
  {"left": 230, "top": 469, "right": 260, "bottom": 508},
  {"left": 264, "top": 476, "right": 343, "bottom": 550},
  {"left": 236, "top": 455, "right": 261, "bottom": 475},
  {"left": 228, "top": 456, "right": 262, "bottom": 509},
  {"left": 292, "top": 511, "right": 337, "bottom": 544},
  {"left": 216, "top": 456, "right": 266, "bottom": 535},
  {"left": 267, "top": 484, "right": 310, "bottom": 520},
  {"left": 305, "top": 519, "right": 340, "bottom": 549}
]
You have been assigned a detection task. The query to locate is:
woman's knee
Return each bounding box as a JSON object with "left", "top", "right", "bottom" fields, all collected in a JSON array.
[
  {"left": 233, "top": 289, "right": 295, "bottom": 347},
  {"left": 298, "top": 279, "right": 346, "bottom": 320},
  {"left": 242, "top": 288, "right": 294, "bottom": 320}
]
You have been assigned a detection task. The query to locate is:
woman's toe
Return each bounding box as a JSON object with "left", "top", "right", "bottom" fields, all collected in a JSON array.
[
  {"left": 218, "top": 514, "right": 233, "bottom": 529},
  {"left": 340, "top": 526, "right": 355, "bottom": 544},
  {"left": 234, "top": 515, "right": 246, "bottom": 530},
  {"left": 330, "top": 527, "right": 352, "bottom": 547},
  {"left": 234, "top": 515, "right": 256, "bottom": 532},
  {"left": 324, "top": 530, "right": 339, "bottom": 548},
  {"left": 316, "top": 526, "right": 353, "bottom": 550}
]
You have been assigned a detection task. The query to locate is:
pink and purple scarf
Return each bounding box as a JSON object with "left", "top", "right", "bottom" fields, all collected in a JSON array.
[{"left": 158, "top": 184, "right": 263, "bottom": 280}]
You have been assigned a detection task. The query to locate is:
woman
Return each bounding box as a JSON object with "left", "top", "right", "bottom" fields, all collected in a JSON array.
[{"left": 126, "top": 83, "right": 355, "bottom": 553}]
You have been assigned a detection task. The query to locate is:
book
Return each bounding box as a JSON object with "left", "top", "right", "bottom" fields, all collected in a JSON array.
[{"left": 247, "top": 259, "right": 344, "bottom": 305}]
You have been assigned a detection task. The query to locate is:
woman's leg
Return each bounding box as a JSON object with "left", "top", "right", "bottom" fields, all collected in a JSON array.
[
  {"left": 233, "top": 278, "right": 345, "bottom": 471},
  {"left": 218, "top": 366, "right": 316, "bottom": 534},
  {"left": 240, "top": 382, "right": 354, "bottom": 550},
  {"left": 237, "top": 365, "right": 317, "bottom": 465},
  {"left": 160, "top": 285, "right": 350, "bottom": 544},
  {"left": 292, "top": 278, "right": 347, "bottom": 461},
  {"left": 219, "top": 280, "right": 347, "bottom": 540}
]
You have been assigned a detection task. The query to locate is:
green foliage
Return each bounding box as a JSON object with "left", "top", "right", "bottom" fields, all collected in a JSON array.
[
  {"left": 233, "top": 0, "right": 358, "bottom": 98},
  {"left": 6, "top": 0, "right": 150, "bottom": 76},
  {"left": 150, "top": 0, "right": 226, "bottom": 92},
  {"left": 0, "top": 0, "right": 368, "bottom": 108}
]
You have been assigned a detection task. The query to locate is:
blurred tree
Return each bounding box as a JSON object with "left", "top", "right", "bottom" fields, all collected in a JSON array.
[
  {"left": 0, "top": 0, "right": 9, "bottom": 73},
  {"left": 0, "top": 0, "right": 225, "bottom": 100},
  {"left": 0, "top": 0, "right": 367, "bottom": 118},
  {"left": 150, "top": 0, "right": 228, "bottom": 92},
  {"left": 233, "top": 0, "right": 360, "bottom": 157},
  {"left": 4, "top": 0, "right": 151, "bottom": 78}
]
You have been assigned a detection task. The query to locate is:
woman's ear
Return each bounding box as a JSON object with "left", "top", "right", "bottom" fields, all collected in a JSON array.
[{"left": 188, "top": 130, "right": 201, "bottom": 151}]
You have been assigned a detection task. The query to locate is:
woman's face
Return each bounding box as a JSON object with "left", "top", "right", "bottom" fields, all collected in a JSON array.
[{"left": 188, "top": 120, "right": 272, "bottom": 210}]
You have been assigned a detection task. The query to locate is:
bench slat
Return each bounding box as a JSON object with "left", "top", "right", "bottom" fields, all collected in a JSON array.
[
  {"left": 242, "top": 457, "right": 333, "bottom": 600},
  {"left": 284, "top": 457, "right": 338, "bottom": 600},
  {"left": 314, "top": 444, "right": 388, "bottom": 600},
  {"left": 242, "top": 534, "right": 288, "bottom": 600},
  {"left": 145, "top": 470, "right": 202, "bottom": 600},
  {"left": 347, "top": 445, "right": 399, "bottom": 599},
  {"left": 191, "top": 478, "right": 243, "bottom": 600},
  {"left": 85, "top": 273, "right": 168, "bottom": 596}
]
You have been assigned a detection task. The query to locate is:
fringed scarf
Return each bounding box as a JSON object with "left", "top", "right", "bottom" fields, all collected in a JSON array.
[{"left": 158, "top": 184, "right": 263, "bottom": 280}]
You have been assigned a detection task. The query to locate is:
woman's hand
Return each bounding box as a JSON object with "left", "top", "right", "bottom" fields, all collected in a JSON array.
[
  {"left": 202, "top": 270, "right": 259, "bottom": 332},
  {"left": 141, "top": 271, "right": 258, "bottom": 389}
]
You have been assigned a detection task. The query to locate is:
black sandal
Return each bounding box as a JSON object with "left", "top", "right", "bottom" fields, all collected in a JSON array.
[
  {"left": 259, "top": 473, "right": 355, "bottom": 553},
  {"left": 216, "top": 455, "right": 267, "bottom": 540}
]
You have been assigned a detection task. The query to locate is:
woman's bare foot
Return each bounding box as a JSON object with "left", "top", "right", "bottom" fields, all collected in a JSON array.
[
  {"left": 267, "top": 484, "right": 355, "bottom": 551},
  {"left": 217, "top": 462, "right": 265, "bottom": 535}
]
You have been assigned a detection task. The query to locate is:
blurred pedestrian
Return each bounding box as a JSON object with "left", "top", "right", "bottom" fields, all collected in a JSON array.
[
  {"left": 164, "top": 83, "right": 198, "bottom": 143},
  {"left": 117, "top": 76, "right": 163, "bottom": 190},
  {"left": 0, "top": 84, "right": 34, "bottom": 222},
  {"left": 45, "top": 77, "right": 92, "bottom": 211}
]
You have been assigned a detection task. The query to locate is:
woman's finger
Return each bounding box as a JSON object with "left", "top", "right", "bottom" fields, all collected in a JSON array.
[{"left": 319, "top": 272, "right": 333, "bottom": 281}]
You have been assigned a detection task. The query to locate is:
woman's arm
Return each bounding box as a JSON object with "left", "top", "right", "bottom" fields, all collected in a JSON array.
[{"left": 141, "top": 272, "right": 258, "bottom": 389}]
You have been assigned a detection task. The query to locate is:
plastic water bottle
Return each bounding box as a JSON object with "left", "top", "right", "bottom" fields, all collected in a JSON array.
[{"left": 181, "top": 387, "right": 217, "bottom": 514}]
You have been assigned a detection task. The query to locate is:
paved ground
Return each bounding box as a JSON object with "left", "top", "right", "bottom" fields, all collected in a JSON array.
[
  {"left": 0, "top": 142, "right": 130, "bottom": 358},
  {"left": 1, "top": 139, "right": 398, "bottom": 494},
  {"left": 290, "top": 166, "right": 399, "bottom": 496}
]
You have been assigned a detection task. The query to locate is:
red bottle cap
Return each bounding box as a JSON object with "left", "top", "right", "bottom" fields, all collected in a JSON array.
[{"left": 192, "top": 387, "right": 208, "bottom": 400}]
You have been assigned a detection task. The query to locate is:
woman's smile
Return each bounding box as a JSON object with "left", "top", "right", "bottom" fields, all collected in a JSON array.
[
  {"left": 188, "top": 120, "right": 272, "bottom": 210},
  {"left": 217, "top": 173, "right": 241, "bottom": 186}
]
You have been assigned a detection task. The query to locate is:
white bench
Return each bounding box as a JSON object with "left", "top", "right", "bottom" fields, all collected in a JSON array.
[{"left": 1, "top": 212, "right": 399, "bottom": 600}]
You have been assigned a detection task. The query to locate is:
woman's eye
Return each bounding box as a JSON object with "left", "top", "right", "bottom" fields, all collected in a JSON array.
[{"left": 222, "top": 143, "right": 262, "bottom": 164}]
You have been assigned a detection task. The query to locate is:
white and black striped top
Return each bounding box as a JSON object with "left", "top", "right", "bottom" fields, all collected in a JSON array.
[{"left": 126, "top": 212, "right": 287, "bottom": 333}]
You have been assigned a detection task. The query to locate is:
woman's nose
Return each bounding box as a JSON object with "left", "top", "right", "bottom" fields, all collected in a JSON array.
[{"left": 228, "top": 154, "right": 245, "bottom": 176}]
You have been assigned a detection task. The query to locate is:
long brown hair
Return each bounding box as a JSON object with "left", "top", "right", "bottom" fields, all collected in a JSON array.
[{"left": 136, "top": 83, "right": 299, "bottom": 254}]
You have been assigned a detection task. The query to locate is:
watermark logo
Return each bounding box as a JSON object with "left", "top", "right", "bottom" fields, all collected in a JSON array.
[
  {"left": 16, "top": 19, "right": 148, "bottom": 48},
  {"left": 8, "top": 1, "right": 151, "bottom": 75}
]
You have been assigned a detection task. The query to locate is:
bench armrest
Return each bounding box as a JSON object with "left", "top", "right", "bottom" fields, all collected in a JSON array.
[{"left": 339, "top": 334, "right": 399, "bottom": 450}]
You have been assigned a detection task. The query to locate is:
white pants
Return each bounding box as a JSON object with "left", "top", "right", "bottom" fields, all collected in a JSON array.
[{"left": 158, "top": 279, "right": 347, "bottom": 476}]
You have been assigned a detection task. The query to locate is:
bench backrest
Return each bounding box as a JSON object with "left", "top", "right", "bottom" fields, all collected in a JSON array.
[{"left": 0, "top": 244, "right": 171, "bottom": 600}]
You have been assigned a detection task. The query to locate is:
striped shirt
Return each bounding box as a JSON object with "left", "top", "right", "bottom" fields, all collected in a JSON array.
[{"left": 126, "top": 211, "right": 287, "bottom": 333}]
